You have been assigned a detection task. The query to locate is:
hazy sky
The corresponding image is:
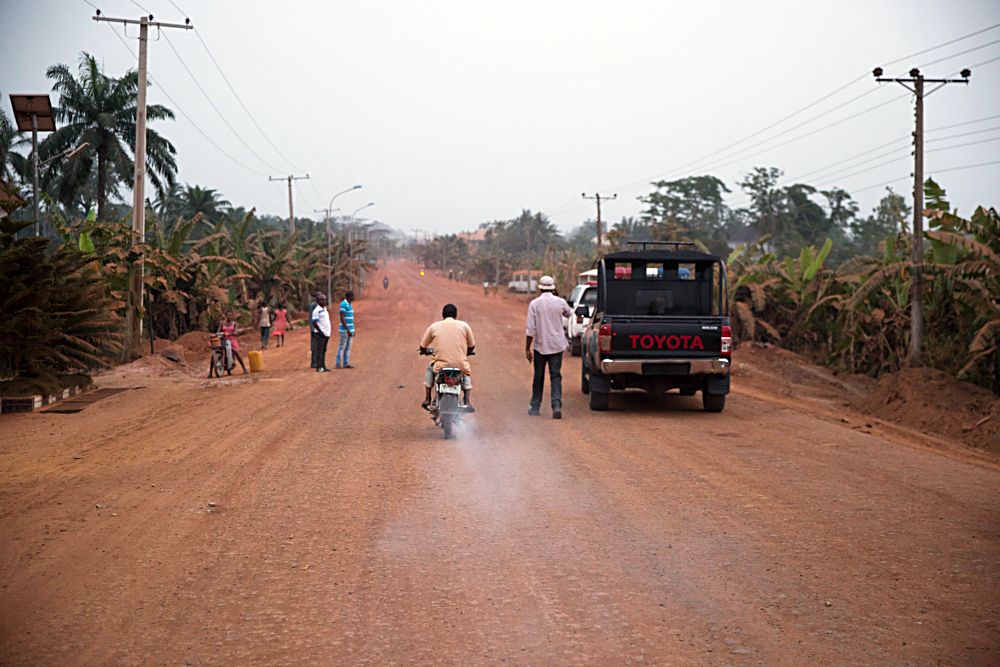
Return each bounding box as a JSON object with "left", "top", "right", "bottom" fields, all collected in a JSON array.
[{"left": 2, "top": 0, "right": 999, "bottom": 234}]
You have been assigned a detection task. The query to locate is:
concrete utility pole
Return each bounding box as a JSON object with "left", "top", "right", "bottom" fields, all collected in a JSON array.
[
  {"left": 582, "top": 192, "right": 617, "bottom": 252},
  {"left": 268, "top": 175, "right": 310, "bottom": 235},
  {"left": 93, "top": 11, "right": 192, "bottom": 361},
  {"left": 873, "top": 66, "right": 971, "bottom": 363}
]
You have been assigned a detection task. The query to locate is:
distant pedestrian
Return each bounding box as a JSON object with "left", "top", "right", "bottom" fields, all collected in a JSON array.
[
  {"left": 383, "top": 275, "right": 389, "bottom": 290},
  {"left": 308, "top": 291, "right": 323, "bottom": 369},
  {"left": 483, "top": 280, "right": 489, "bottom": 296},
  {"left": 525, "top": 275, "right": 572, "bottom": 419},
  {"left": 312, "top": 294, "right": 331, "bottom": 372},
  {"left": 258, "top": 301, "right": 272, "bottom": 349},
  {"left": 336, "top": 290, "right": 356, "bottom": 369},
  {"left": 272, "top": 303, "right": 289, "bottom": 347}
]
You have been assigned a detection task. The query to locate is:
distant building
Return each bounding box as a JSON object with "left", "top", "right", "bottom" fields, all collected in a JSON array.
[{"left": 456, "top": 228, "right": 488, "bottom": 251}]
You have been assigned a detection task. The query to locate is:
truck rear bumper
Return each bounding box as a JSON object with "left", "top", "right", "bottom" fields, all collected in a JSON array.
[{"left": 599, "top": 357, "right": 730, "bottom": 375}]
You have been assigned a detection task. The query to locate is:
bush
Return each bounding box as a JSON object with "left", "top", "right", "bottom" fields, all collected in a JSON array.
[{"left": 0, "top": 218, "right": 122, "bottom": 393}]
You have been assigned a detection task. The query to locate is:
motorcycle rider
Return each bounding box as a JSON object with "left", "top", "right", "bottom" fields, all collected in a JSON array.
[{"left": 419, "top": 303, "right": 476, "bottom": 412}]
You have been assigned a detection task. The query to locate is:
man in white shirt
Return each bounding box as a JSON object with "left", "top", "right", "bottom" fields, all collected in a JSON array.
[
  {"left": 525, "top": 275, "right": 573, "bottom": 419},
  {"left": 311, "top": 293, "right": 332, "bottom": 372}
]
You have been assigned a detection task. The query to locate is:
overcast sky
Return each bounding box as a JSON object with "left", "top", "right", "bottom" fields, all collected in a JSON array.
[{"left": 2, "top": 0, "right": 999, "bottom": 234}]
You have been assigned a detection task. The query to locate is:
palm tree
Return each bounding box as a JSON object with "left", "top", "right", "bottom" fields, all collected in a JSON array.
[
  {"left": 0, "top": 107, "right": 29, "bottom": 187},
  {"left": 153, "top": 183, "right": 184, "bottom": 222},
  {"left": 43, "top": 52, "right": 177, "bottom": 221},
  {"left": 178, "top": 184, "right": 230, "bottom": 223}
]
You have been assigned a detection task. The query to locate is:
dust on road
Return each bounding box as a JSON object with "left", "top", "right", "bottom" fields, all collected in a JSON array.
[{"left": 1, "top": 261, "right": 998, "bottom": 665}]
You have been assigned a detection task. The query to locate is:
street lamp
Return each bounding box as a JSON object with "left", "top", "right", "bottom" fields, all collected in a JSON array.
[
  {"left": 8, "top": 94, "right": 56, "bottom": 236},
  {"left": 324, "top": 184, "right": 362, "bottom": 299},
  {"left": 347, "top": 202, "right": 375, "bottom": 293},
  {"left": 351, "top": 201, "right": 375, "bottom": 219}
]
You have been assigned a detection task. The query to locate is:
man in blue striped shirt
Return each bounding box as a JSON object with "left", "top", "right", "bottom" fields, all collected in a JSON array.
[{"left": 336, "top": 290, "right": 356, "bottom": 369}]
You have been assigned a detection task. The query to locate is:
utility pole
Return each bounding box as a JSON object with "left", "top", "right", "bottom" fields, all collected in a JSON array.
[
  {"left": 582, "top": 192, "right": 616, "bottom": 252},
  {"left": 94, "top": 10, "right": 192, "bottom": 362},
  {"left": 874, "top": 66, "right": 971, "bottom": 363},
  {"left": 268, "top": 174, "right": 310, "bottom": 235}
]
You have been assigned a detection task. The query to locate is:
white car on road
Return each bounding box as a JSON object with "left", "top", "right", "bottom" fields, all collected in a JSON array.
[{"left": 564, "top": 283, "right": 597, "bottom": 356}]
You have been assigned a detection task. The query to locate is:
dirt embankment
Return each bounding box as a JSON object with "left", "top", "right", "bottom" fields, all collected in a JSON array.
[
  {"left": 860, "top": 367, "right": 1000, "bottom": 452},
  {"left": 733, "top": 343, "right": 1000, "bottom": 454}
]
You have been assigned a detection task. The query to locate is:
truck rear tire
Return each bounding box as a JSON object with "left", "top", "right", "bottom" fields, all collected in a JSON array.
[
  {"left": 703, "top": 392, "right": 726, "bottom": 413},
  {"left": 589, "top": 390, "right": 609, "bottom": 411},
  {"left": 581, "top": 361, "right": 590, "bottom": 394}
]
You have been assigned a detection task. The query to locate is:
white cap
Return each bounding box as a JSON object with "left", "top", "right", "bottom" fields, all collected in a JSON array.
[{"left": 538, "top": 275, "right": 556, "bottom": 291}]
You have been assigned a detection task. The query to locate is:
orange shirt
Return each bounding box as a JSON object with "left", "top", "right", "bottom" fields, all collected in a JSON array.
[{"left": 420, "top": 318, "right": 475, "bottom": 374}]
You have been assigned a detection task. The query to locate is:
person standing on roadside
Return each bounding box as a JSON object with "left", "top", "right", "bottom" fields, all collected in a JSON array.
[
  {"left": 525, "top": 275, "right": 572, "bottom": 419},
  {"left": 271, "top": 303, "right": 289, "bottom": 348},
  {"left": 258, "top": 300, "right": 273, "bottom": 349},
  {"left": 312, "top": 294, "right": 332, "bottom": 372},
  {"left": 336, "top": 290, "right": 356, "bottom": 369},
  {"left": 308, "top": 291, "right": 323, "bottom": 369}
]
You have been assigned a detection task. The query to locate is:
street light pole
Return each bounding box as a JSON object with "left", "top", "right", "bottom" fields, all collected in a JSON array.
[
  {"left": 324, "top": 185, "right": 362, "bottom": 298},
  {"left": 315, "top": 206, "right": 341, "bottom": 299},
  {"left": 348, "top": 202, "right": 375, "bottom": 293}
]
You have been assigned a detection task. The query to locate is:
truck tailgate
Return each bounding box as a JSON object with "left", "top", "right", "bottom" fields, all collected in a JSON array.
[{"left": 609, "top": 318, "right": 722, "bottom": 357}]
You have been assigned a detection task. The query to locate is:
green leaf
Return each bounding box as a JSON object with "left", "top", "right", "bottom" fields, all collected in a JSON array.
[
  {"left": 78, "top": 231, "right": 95, "bottom": 254},
  {"left": 804, "top": 239, "right": 833, "bottom": 281}
]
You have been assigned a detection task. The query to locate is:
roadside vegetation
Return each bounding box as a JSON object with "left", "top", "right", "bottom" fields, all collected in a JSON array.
[
  {"left": 0, "top": 54, "right": 373, "bottom": 393},
  {"left": 418, "top": 177, "right": 997, "bottom": 393}
]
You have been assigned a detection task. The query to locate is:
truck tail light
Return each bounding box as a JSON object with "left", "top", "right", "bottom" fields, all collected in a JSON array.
[
  {"left": 721, "top": 325, "right": 732, "bottom": 357},
  {"left": 598, "top": 323, "right": 612, "bottom": 354}
]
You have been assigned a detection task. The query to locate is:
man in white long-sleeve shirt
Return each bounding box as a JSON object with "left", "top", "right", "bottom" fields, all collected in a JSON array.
[
  {"left": 311, "top": 294, "right": 332, "bottom": 372},
  {"left": 525, "top": 275, "right": 573, "bottom": 418}
]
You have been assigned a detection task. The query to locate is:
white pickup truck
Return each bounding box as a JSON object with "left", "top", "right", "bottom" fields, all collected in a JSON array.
[{"left": 563, "top": 283, "right": 597, "bottom": 356}]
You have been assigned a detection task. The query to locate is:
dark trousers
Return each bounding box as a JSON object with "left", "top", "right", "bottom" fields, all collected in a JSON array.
[
  {"left": 313, "top": 334, "right": 329, "bottom": 370},
  {"left": 310, "top": 331, "right": 321, "bottom": 368},
  {"left": 531, "top": 351, "right": 564, "bottom": 410}
]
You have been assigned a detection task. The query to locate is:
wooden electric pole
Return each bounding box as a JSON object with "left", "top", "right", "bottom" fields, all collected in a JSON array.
[
  {"left": 874, "top": 66, "right": 971, "bottom": 363},
  {"left": 93, "top": 11, "right": 192, "bottom": 361},
  {"left": 582, "top": 192, "right": 616, "bottom": 252},
  {"left": 269, "top": 174, "right": 310, "bottom": 235}
]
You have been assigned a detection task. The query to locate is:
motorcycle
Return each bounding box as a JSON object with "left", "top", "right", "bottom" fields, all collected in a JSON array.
[
  {"left": 419, "top": 347, "right": 474, "bottom": 439},
  {"left": 209, "top": 334, "right": 235, "bottom": 378}
]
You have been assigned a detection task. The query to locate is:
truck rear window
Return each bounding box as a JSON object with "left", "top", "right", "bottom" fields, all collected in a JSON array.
[{"left": 603, "top": 259, "right": 720, "bottom": 316}]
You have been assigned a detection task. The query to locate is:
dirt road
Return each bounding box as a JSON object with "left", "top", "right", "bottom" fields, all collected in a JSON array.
[{"left": 2, "top": 262, "right": 998, "bottom": 665}]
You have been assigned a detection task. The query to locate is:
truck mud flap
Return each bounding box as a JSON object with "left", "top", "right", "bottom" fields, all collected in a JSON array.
[
  {"left": 704, "top": 373, "right": 730, "bottom": 395},
  {"left": 588, "top": 369, "right": 611, "bottom": 393}
]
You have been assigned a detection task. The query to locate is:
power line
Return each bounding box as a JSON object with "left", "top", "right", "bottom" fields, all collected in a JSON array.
[
  {"left": 885, "top": 21, "right": 1000, "bottom": 67},
  {"left": 931, "top": 159, "right": 1000, "bottom": 175},
  {"left": 917, "top": 37, "right": 1000, "bottom": 69},
  {"left": 786, "top": 135, "right": 909, "bottom": 182},
  {"left": 598, "top": 22, "right": 1000, "bottom": 196},
  {"left": 926, "top": 125, "right": 1000, "bottom": 143},
  {"left": 926, "top": 113, "right": 1000, "bottom": 133},
  {"left": 191, "top": 30, "right": 306, "bottom": 173},
  {"left": 926, "top": 135, "right": 1000, "bottom": 154},
  {"left": 101, "top": 20, "right": 270, "bottom": 178},
  {"left": 683, "top": 92, "right": 909, "bottom": 182},
  {"left": 161, "top": 30, "right": 283, "bottom": 173}
]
